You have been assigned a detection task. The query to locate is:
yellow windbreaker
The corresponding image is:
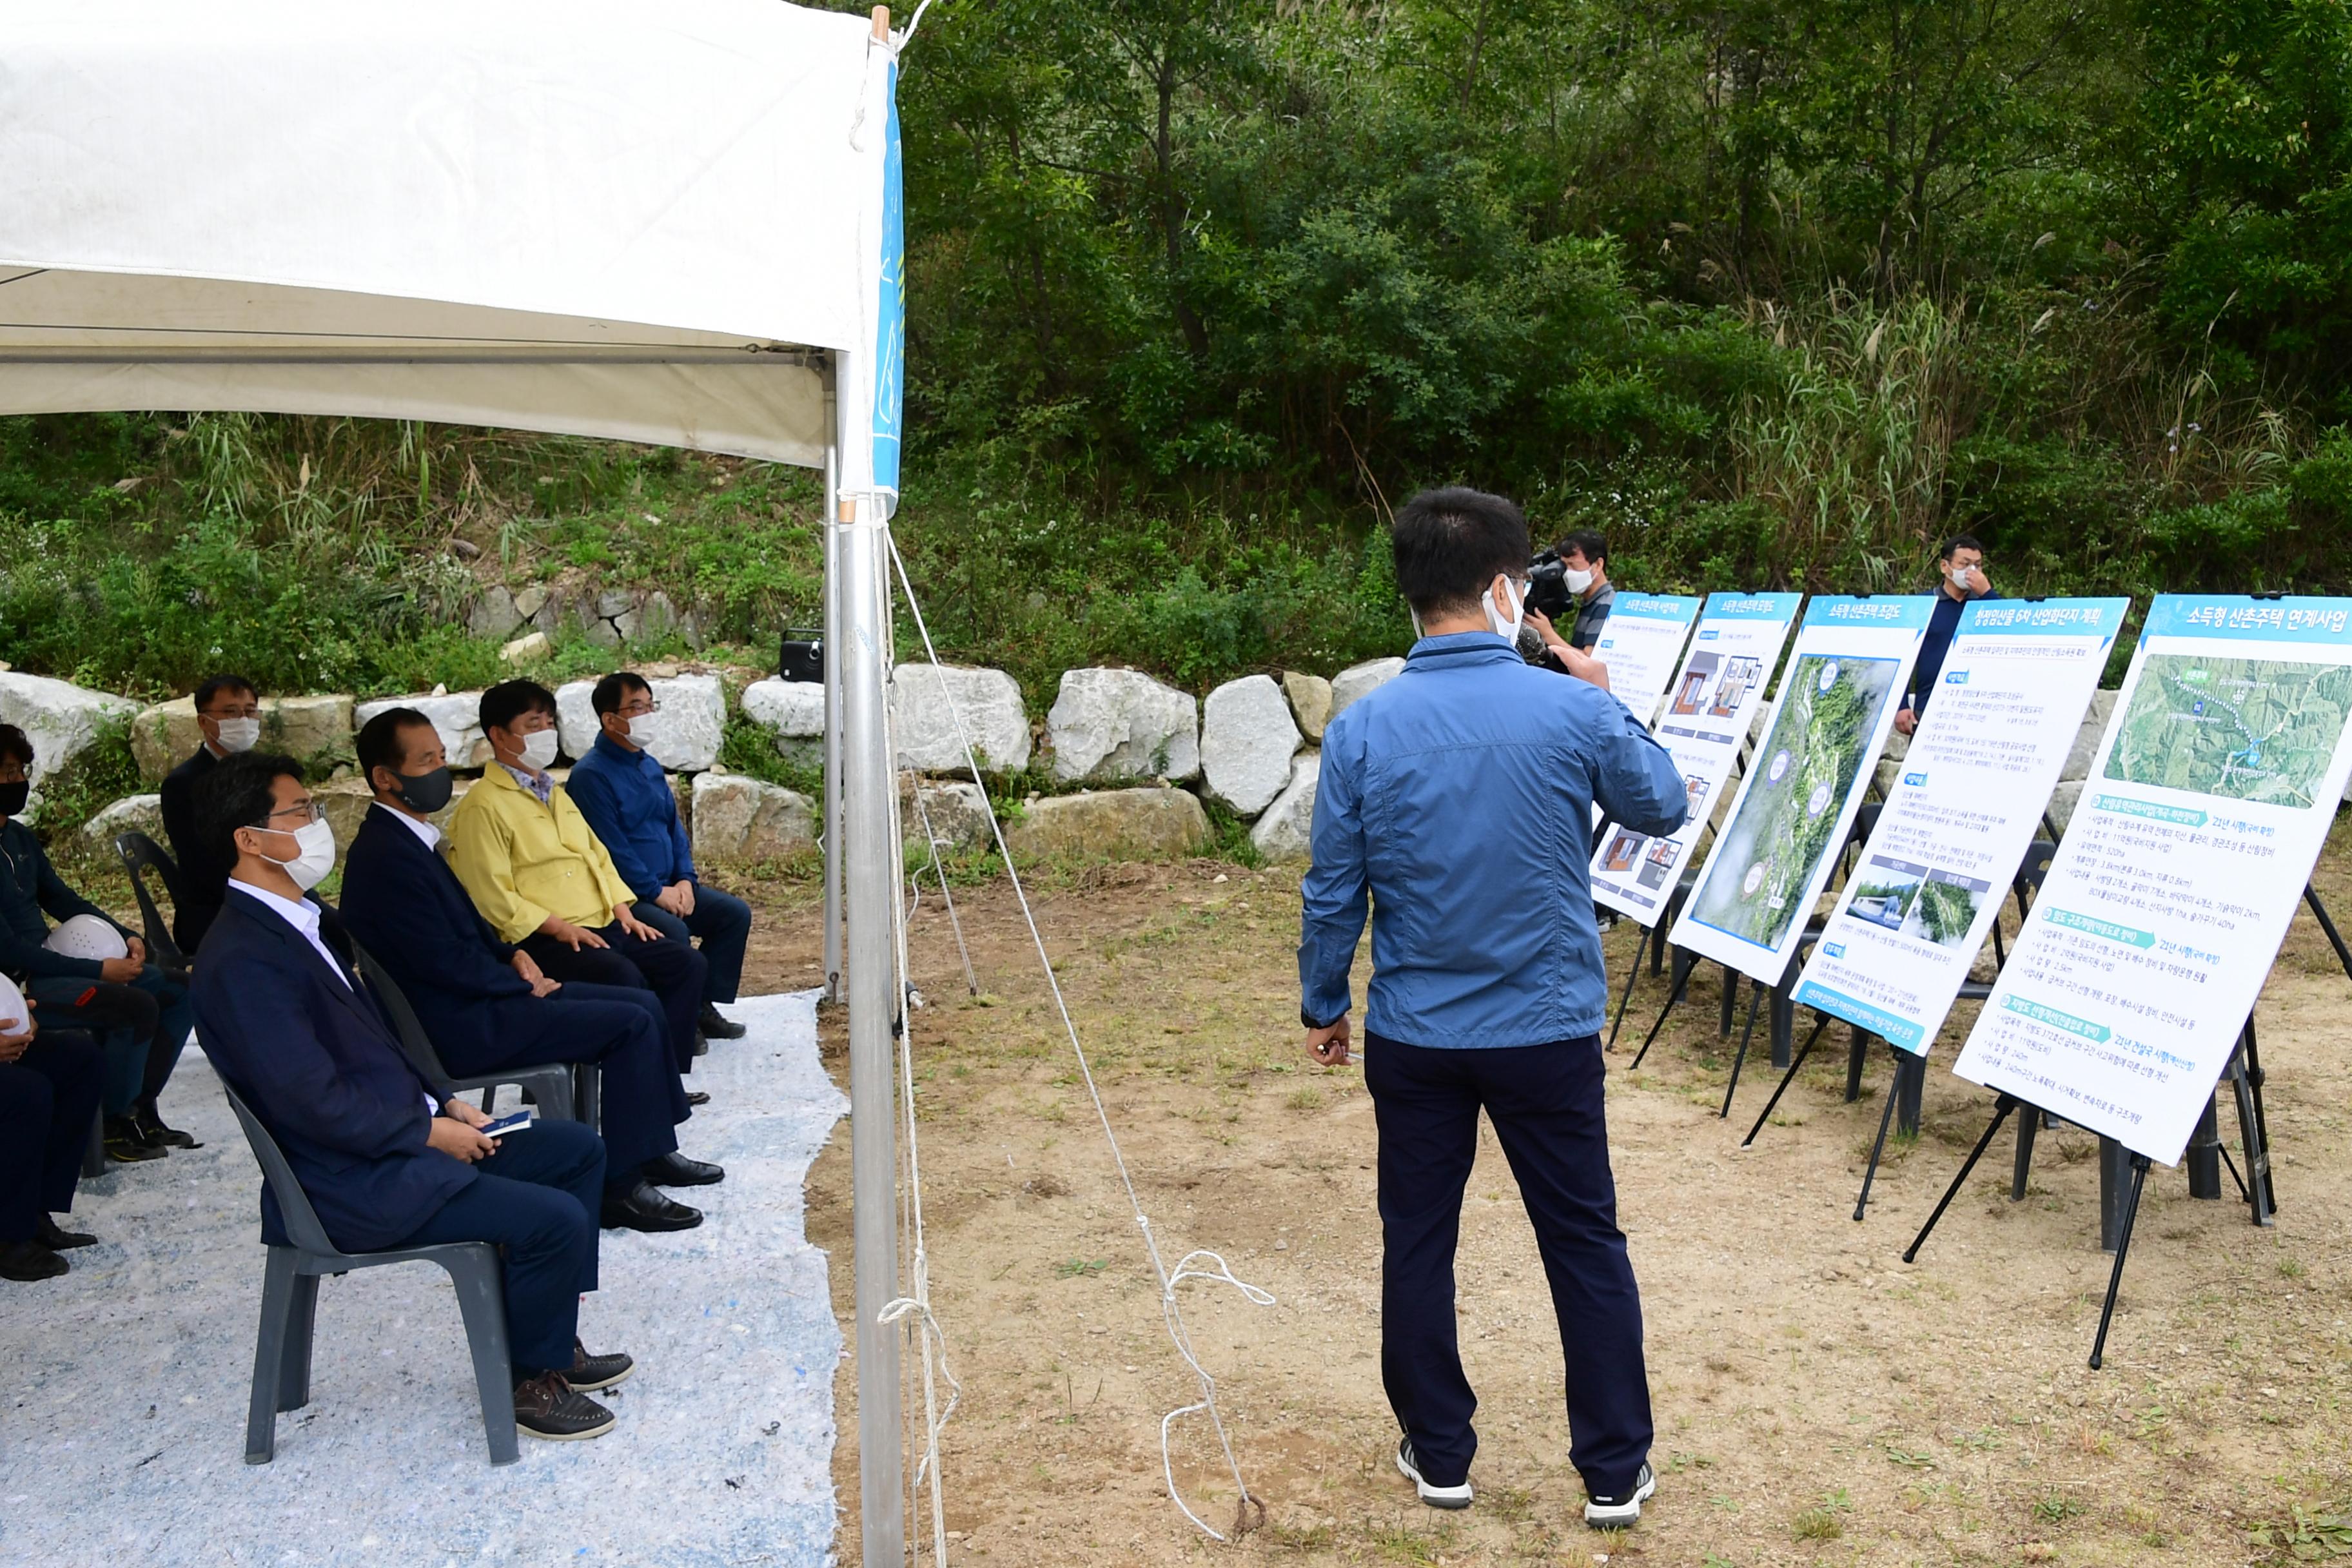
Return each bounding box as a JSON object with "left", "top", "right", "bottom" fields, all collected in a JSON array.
[{"left": 447, "top": 763, "right": 636, "bottom": 943}]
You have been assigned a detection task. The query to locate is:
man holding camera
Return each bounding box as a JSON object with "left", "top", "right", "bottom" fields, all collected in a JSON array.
[{"left": 1299, "top": 487, "right": 1687, "bottom": 1531}]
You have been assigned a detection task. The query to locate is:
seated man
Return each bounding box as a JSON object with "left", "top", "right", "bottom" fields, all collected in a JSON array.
[
  {"left": 190, "top": 751, "right": 632, "bottom": 1440},
  {"left": 340, "top": 709, "right": 719, "bottom": 1233},
  {"left": 159, "top": 672, "right": 262, "bottom": 955},
  {"left": 0, "top": 725, "right": 197, "bottom": 1162},
  {"left": 0, "top": 1003, "right": 106, "bottom": 1282},
  {"left": 447, "top": 681, "right": 709, "bottom": 1079},
  {"left": 567, "top": 672, "right": 752, "bottom": 1043}
]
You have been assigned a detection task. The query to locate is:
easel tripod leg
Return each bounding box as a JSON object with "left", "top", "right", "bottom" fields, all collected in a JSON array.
[
  {"left": 1605, "top": 921, "right": 1651, "bottom": 1053},
  {"left": 1903, "top": 1094, "right": 2019, "bottom": 1263},
  {"left": 1718, "top": 981, "right": 1765, "bottom": 1119},
  {"left": 1743, "top": 1014, "right": 1830, "bottom": 1147},
  {"left": 1852, "top": 1064, "right": 1903, "bottom": 1222},
  {"left": 2302, "top": 883, "right": 2352, "bottom": 988},
  {"left": 1627, "top": 950, "right": 1696, "bottom": 1071},
  {"left": 2088, "top": 1154, "right": 2152, "bottom": 1370}
]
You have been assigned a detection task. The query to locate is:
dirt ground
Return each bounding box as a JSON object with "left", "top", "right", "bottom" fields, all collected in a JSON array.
[{"left": 725, "top": 827, "right": 2352, "bottom": 1568}]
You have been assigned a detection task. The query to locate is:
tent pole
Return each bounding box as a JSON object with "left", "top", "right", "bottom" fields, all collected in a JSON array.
[
  {"left": 841, "top": 487, "right": 907, "bottom": 1567},
  {"left": 822, "top": 445, "right": 845, "bottom": 1003}
]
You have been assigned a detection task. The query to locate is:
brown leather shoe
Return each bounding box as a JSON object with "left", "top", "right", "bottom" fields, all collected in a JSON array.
[
  {"left": 567, "top": 1339, "right": 634, "bottom": 1392},
  {"left": 511, "top": 1371, "right": 615, "bottom": 1441}
]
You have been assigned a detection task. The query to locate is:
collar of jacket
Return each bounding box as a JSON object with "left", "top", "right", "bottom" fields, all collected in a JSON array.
[
  {"left": 1406, "top": 631, "right": 1520, "bottom": 668},
  {"left": 590, "top": 730, "right": 651, "bottom": 767}
]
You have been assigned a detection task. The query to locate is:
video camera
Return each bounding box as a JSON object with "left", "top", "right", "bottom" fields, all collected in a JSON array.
[{"left": 1524, "top": 550, "right": 1574, "bottom": 623}]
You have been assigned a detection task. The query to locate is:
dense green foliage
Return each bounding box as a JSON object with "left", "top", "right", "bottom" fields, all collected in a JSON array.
[{"left": 7, "top": 0, "right": 2352, "bottom": 712}]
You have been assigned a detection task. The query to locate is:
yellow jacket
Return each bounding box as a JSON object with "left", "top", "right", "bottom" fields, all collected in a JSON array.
[{"left": 447, "top": 764, "right": 636, "bottom": 942}]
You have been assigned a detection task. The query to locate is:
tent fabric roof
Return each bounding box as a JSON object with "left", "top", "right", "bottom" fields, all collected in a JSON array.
[{"left": 0, "top": 0, "right": 896, "bottom": 471}]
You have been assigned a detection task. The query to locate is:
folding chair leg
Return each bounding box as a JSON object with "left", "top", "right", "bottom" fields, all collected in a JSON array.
[
  {"left": 278, "top": 1272, "right": 320, "bottom": 1411},
  {"left": 441, "top": 1248, "right": 519, "bottom": 1465},
  {"left": 83, "top": 1104, "right": 106, "bottom": 1180},
  {"left": 574, "top": 1063, "right": 602, "bottom": 1131},
  {"left": 246, "top": 1247, "right": 300, "bottom": 1464}
]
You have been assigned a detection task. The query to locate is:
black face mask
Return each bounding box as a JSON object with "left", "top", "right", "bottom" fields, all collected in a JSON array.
[
  {"left": 0, "top": 781, "right": 25, "bottom": 818},
  {"left": 389, "top": 766, "right": 454, "bottom": 815}
]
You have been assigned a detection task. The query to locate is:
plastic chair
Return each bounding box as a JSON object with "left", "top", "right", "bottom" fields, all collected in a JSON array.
[
  {"left": 220, "top": 1080, "right": 518, "bottom": 1465},
  {"left": 347, "top": 941, "right": 597, "bottom": 1129},
  {"left": 112, "top": 832, "right": 189, "bottom": 970}
]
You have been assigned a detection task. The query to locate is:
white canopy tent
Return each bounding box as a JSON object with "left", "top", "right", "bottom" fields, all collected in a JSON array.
[{"left": 0, "top": 1, "right": 913, "bottom": 1558}]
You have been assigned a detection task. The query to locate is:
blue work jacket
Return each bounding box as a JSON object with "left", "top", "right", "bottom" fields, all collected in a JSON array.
[
  {"left": 567, "top": 732, "right": 696, "bottom": 899},
  {"left": 1299, "top": 632, "right": 1688, "bottom": 1048}
]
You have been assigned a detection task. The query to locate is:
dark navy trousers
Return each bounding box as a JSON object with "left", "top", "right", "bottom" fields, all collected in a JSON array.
[{"left": 1364, "top": 1030, "right": 1651, "bottom": 1497}]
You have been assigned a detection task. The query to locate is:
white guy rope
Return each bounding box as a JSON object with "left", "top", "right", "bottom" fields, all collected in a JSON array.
[
  {"left": 907, "top": 783, "right": 980, "bottom": 996},
  {"left": 885, "top": 529, "right": 1273, "bottom": 1542}
]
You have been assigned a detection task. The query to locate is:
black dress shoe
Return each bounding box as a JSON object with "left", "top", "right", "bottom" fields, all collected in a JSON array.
[
  {"left": 643, "top": 1151, "right": 725, "bottom": 1187},
  {"left": 131, "top": 1102, "right": 201, "bottom": 1150},
  {"left": 684, "top": 1090, "right": 710, "bottom": 1106},
  {"left": 512, "top": 1371, "right": 616, "bottom": 1441},
  {"left": 0, "top": 1240, "right": 68, "bottom": 1282},
  {"left": 103, "top": 1116, "right": 166, "bottom": 1163},
  {"left": 599, "top": 1182, "right": 703, "bottom": 1232},
  {"left": 566, "top": 1338, "right": 635, "bottom": 1392},
  {"left": 698, "top": 1004, "right": 747, "bottom": 1040},
  {"left": 35, "top": 1215, "right": 96, "bottom": 1250}
]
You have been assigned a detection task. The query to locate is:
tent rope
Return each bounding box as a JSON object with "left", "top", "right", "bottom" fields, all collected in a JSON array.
[{"left": 885, "top": 528, "right": 1273, "bottom": 1542}]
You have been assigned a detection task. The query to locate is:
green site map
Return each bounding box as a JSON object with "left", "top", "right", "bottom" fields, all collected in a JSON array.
[
  {"left": 2102, "top": 654, "right": 2352, "bottom": 808},
  {"left": 1692, "top": 652, "right": 1898, "bottom": 947}
]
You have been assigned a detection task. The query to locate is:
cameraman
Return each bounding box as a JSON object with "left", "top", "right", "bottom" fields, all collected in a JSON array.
[{"left": 1299, "top": 487, "right": 1686, "bottom": 1531}]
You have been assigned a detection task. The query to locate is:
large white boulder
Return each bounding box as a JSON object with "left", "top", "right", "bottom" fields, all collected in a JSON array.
[
  {"left": 2046, "top": 779, "right": 2085, "bottom": 834},
  {"left": 691, "top": 772, "right": 816, "bottom": 863},
  {"left": 1200, "top": 675, "right": 1301, "bottom": 816},
  {"left": 554, "top": 672, "right": 725, "bottom": 771},
  {"left": 1003, "top": 787, "right": 1208, "bottom": 861},
  {"left": 0, "top": 672, "right": 139, "bottom": 787},
  {"left": 81, "top": 793, "right": 165, "bottom": 846},
  {"left": 1328, "top": 656, "right": 1405, "bottom": 721},
  {"left": 892, "top": 664, "right": 1030, "bottom": 774},
  {"left": 355, "top": 692, "right": 488, "bottom": 770},
  {"left": 1249, "top": 752, "right": 1321, "bottom": 861},
  {"left": 903, "top": 778, "right": 993, "bottom": 854},
  {"left": 2060, "top": 689, "right": 2120, "bottom": 782},
  {"left": 1281, "top": 671, "right": 1335, "bottom": 743},
  {"left": 742, "top": 676, "right": 827, "bottom": 770},
  {"left": 1044, "top": 668, "right": 1199, "bottom": 783}
]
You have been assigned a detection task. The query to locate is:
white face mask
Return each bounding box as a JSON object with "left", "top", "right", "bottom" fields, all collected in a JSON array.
[
  {"left": 624, "top": 714, "right": 661, "bottom": 750},
  {"left": 214, "top": 716, "right": 262, "bottom": 754},
  {"left": 1562, "top": 565, "right": 1595, "bottom": 596},
  {"left": 518, "top": 729, "right": 561, "bottom": 772},
  {"left": 262, "top": 817, "right": 337, "bottom": 892},
  {"left": 1485, "top": 576, "right": 1527, "bottom": 642},
  {"left": 1946, "top": 561, "right": 1977, "bottom": 591}
]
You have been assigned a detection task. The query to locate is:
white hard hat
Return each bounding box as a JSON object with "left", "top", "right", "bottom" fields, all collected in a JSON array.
[
  {"left": 44, "top": 913, "right": 129, "bottom": 963},
  {"left": 0, "top": 972, "right": 25, "bottom": 1033}
]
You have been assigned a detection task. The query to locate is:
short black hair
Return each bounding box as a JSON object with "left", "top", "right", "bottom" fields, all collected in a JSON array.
[
  {"left": 193, "top": 674, "right": 258, "bottom": 712},
  {"left": 1558, "top": 529, "right": 1608, "bottom": 567},
  {"left": 590, "top": 671, "right": 651, "bottom": 718},
  {"left": 0, "top": 724, "right": 32, "bottom": 770},
  {"left": 196, "top": 751, "right": 305, "bottom": 876},
  {"left": 1939, "top": 533, "right": 1984, "bottom": 560},
  {"left": 479, "top": 679, "right": 557, "bottom": 736},
  {"left": 357, "top": 707, "right": 437, "bottom": 787},
  {"left": 1392, "top": 487, "right": 1533, "bottom": 618}
]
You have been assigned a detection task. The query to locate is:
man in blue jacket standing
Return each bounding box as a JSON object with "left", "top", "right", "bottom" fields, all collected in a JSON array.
[
  {"left": 567, "top": 674, "right": 752, "bottom": 1043},
  {"left": 1300, "top": 487, "right": 1688, "bottom": 1531}
]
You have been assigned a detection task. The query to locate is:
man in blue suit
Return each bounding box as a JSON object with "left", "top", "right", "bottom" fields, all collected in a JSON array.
[
  {"left": 190, "top": 751, "right": 634, "bottom": 1443},
  {"left": 338, "top": 709, "right": 721, "bottom": 1234}
]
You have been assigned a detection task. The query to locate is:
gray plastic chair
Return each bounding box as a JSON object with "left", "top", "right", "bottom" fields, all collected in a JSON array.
[
  {"left": 111, "top": 831, "right": 190, "bottom": 970},
  {"left": 348, "top": 940, "right": 596, "bottom": 1129},
  {"left": 220, "top": 1080, "right": 519, "bottom": 1465}
]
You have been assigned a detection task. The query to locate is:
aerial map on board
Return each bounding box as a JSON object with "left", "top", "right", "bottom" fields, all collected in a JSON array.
[
  {"left": 1690, "top": 652, "right": 1897, "bottom": 948},
  {"left": 2102, "top": 654, "right": 2352, "bottom": 808}
]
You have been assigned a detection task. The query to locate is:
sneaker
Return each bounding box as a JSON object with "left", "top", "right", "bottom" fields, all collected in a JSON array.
[
  {"left": 1396, "top": 1437, "right": 1472, "bottom": 1509},
  {"left": 103, "top": 1115, "right": 166, "bottom": 1163},
  {"left": 698, "top": 1004, "right": 747, "bottom": 1041},
  {"left": 1583, "top": 1463, "right": 1656, "bottom": 1528},
  {"left": 512, "top": 1372, "right": 616, "bottom": 1441},
  {"left": 0, "top": 1240, "right": 68, "bottom": 1282},
  {"left": 567, "top": 1339, "right": 635, "bottom": 1393}
]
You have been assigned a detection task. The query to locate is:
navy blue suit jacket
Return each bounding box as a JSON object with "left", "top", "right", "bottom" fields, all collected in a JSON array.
[{"left": 191, "top": 887, "right": 472, "bottom": 1251}]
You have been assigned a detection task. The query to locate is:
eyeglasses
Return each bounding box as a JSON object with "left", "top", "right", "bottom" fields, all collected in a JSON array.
[
  {"left": 257, "top": 800, "right": 324, "bottom": 828},
  {"left": 616, "top": 700, "right": 662, "bottom": 718}
]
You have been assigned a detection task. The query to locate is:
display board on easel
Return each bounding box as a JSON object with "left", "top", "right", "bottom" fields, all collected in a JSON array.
[
  {"left": 1591, "top": 592, "right": 1703, "bottom": 727},
  {"left": 1669, "top": 595, "right": 1934, "bottom": 985}
]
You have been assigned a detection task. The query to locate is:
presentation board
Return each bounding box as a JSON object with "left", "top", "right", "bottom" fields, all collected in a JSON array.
[
  {"left": 1670, "top": 596, "right": 1934, "bottom": 984},
  {"left": 1591, "top": 592, "right": 1803, "bottom": 925},
  {"left": 1591, "top": 593, "right": 1703, "bottom": 725},
  {"left": 1792, "top": 598, "right": 2131, "bottom": 1053},
  {"left": 1953, "top": 594, "right": 2352, "bottom": 1164}
]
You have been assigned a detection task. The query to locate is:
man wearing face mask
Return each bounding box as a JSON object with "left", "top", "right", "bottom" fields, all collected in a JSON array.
[
  {"left": 566, "top": 672, "right": 754, "bottom": 1044},
  {"left": 1298, "top": 487, "right": 1687, "bottom": 1531},
  {"left": 340, "top": 709, "right": 719, "bottom": 1233},
  {"left": 190, "top": 751, "right": 635, "bottom": 1442},
  {"left": 1893, "top": 533, "right": 1998, "bottom": 737},
  {"left": 159, "top": 673, "right": 262, "bottom": 955},
  {"left": 446, "top": 681, "right": 710, "bottom": 1079}
]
